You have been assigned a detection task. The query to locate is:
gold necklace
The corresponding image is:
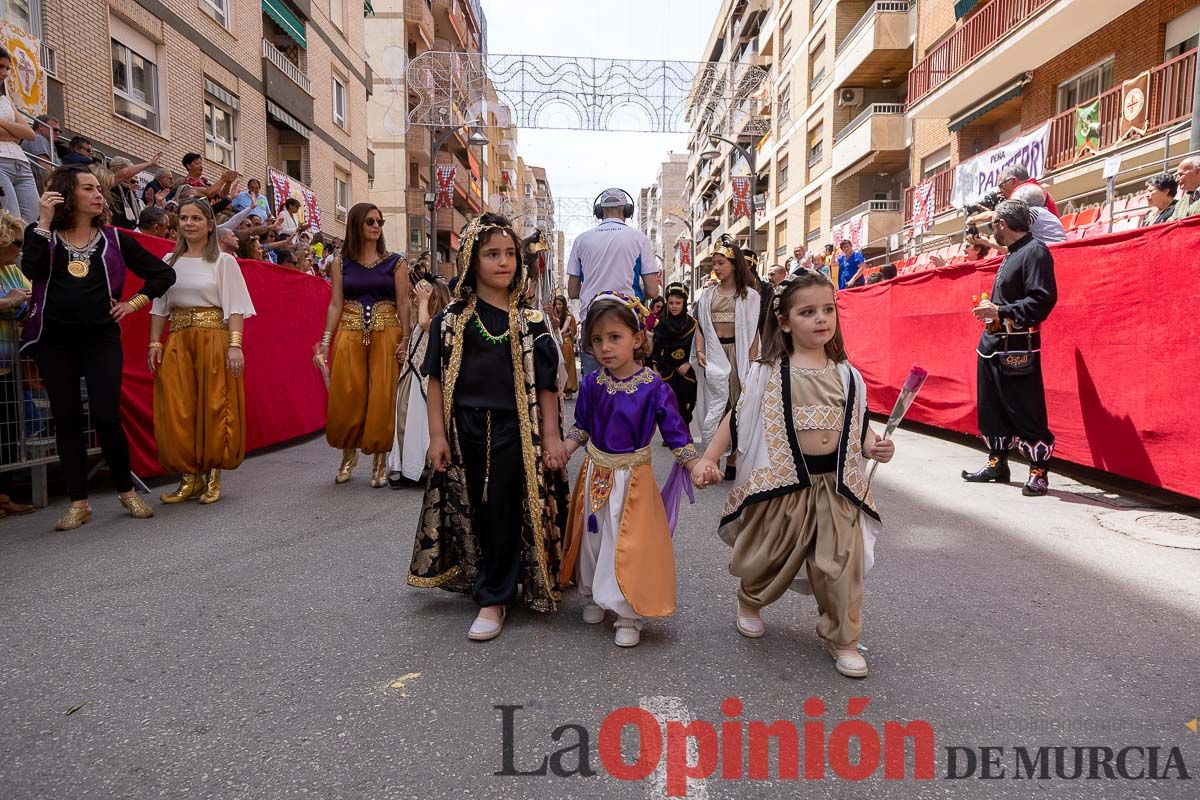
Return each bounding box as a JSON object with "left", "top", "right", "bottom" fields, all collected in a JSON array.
[
  {"left": 57, "top": 231, "right": 101, "bottom": 279},
  {"left": 473, "top": 314, "right": 510, "bottom": 345}
]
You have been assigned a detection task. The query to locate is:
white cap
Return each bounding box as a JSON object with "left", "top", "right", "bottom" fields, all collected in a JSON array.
[{"left": 599, "top": 188, "right": 629, "bottom": 208}]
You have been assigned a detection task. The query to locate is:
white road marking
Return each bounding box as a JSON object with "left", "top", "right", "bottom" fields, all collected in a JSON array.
[{"left": 639, "top": 695, "right": 711, "bottom": 800}]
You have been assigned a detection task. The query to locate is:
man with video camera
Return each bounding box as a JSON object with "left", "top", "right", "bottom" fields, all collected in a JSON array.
[{"left": 965, "top": 166, "right": 1065, "bottom": 253}]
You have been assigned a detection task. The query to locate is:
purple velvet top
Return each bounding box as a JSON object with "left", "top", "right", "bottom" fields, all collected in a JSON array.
[
  {"left": 571, "top": 367, "right": 694, "bottom": 456},
  {"left": 342, "top": 252, "right": 401, "bottom": 307}
]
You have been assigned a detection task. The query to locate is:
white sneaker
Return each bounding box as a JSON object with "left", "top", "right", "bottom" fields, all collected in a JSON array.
[
  {"left": 582, "top": 603, "right": 605, "bottom": 624},
  {"left": 467, "top": 608, "right": 505, "bottom": 641},
  {"left": 614, "top": 617, "right": 642, "bottom": 647}
]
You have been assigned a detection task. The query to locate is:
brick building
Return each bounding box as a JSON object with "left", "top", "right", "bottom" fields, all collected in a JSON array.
[
  {"left": 905, "top": 0, "right": 1199, "bottom": 239},
  {"left": 31, "top": 0, "right": 372, "bottom": 239}
]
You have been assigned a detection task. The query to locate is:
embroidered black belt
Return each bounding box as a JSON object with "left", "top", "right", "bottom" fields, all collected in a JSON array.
[
  {"left": 801, "top": 451, "right": 838, "bottom": 474},
  {"left": 717, "top": 335, "right": 736, "bottom": 345}
]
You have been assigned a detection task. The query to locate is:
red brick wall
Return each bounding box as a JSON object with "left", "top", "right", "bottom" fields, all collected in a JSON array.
[{"left": 1021, "top": 0, "right": 1200, "bottom": 128}]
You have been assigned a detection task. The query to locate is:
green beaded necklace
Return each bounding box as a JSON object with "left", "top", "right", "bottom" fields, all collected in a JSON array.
[{"left": 473, "top": 314, "right": 511, "bottom": 345}]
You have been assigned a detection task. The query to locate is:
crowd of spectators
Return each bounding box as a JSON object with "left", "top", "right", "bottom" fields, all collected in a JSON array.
[{"left": 7, "top": 112, "right": 341, "bottom": 280}]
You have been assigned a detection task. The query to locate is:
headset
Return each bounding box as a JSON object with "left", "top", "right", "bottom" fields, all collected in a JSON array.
[{"left": 592, "top": 187, "right": 636, "bottom": 220}]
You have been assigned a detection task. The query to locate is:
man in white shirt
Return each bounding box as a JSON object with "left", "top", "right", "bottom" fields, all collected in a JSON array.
[{"left": 567, "top": 188, "right": 660, "bottom": 374}]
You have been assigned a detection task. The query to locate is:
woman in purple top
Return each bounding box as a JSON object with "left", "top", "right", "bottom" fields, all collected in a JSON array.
[{"left": 314, "top": 203, "right": 410, "bottom": 487}]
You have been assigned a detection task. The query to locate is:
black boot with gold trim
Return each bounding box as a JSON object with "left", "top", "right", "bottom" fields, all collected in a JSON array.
[
  {"left": 1022, "top": 465, "right": 1050, "bottom": 497},
  {"left": 962, "top": 454, "right": 1011, "bottom": 483}
]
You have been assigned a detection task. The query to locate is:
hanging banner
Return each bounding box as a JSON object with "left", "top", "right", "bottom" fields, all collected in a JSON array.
[
  {"left": 910, "top": 180, "right": 935, "bottom": 235},
  {"left": 832, "top": 213, "right": 865, "bottom": 252},
  {"left": 1, "top": 22, "right": 46, "bottom": 117},
  {"left": 676, "top": 237, "right": 692, "bottom": 267},
  {"left": 1074, "top": 100, "right": 1102, "bottom": 161},
  {"left": 1118, "top": 70, "right": 1150, "bottom": 142},
  {"left": 267, "top": 168, "right": 321, "bottom": 232},
  {"left": 731, "top": 176, "right": 752, "bottom": 219},
  {"left": 950, "top": 122, "right": 1051, "bottom": 209},
  {"left": 435, "top": 164, "right": 456, "bottom": 209}
]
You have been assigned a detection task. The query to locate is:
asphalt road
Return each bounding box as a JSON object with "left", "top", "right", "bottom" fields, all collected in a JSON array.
[{"left": 2, "top": 417, "right": 1199, "bottom": 799}]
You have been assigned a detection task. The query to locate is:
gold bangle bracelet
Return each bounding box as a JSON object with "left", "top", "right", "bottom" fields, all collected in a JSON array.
[
  {"left": 128, "top": 294, "right": 149, "bottom": 311},
  {"left": 320, "top": 331, "right": 334, "bottom": 346},
  {"left": 148, "top": 342, "right": 164, "bottom": 350},
  {"left": 228, "top": 332, "right": 243, "bottom": 349}
]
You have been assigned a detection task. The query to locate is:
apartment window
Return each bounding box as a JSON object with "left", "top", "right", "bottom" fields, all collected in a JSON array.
[
  {"left": 777, "top": 156, "right": 789, "bottom": 196},
  {"left": 199, "top": 0, "right": 229, "bottom": 27},
  {"left": 778, "top": 81, "right": 791, "bottom": 127},
  {"left": 281, "top": 143, "right": 305, "bottom": 182},
  {"left": 111, "top": 37, "right": 160, "bottom": 131},
  {"left": 1055, "top": 58, "right": 1113, "bottom": 113},
  {"left": 330, "top": 0, "right": 344, "bottom": 31},
  {"left": 5, "top": 0, "right": 43, "bottom": 36},
  {"left": 807, "top": 124, "right": 823, "bottom": 168},
  {"left": 1167, "top": 34, "right": 1198, "bottom": 60},
  {"left": 806, "top": 199, "right": 822, "bottom": 241},
  {"left": 923, "top": 145, "right": 951, "bottom": 178},
  {"left": 332, "top": 75, "right": 347, "bottom": 128},
  {"left": 335, "top": 170, "right": 350, "bottom": 221},
  {"left": 204, "top": 96, "right": 236, "bottom": 168},
  {"left": 409, "top": 214, "right": 424, "bottom": 248},
  {"left": 779, "top": 13, "right": 792, "bottom": 61},
  {"left": 809, "top": 37, "right": 827, "bottom": 91},
  {"left": 775, "top": 219, "right": 788, "bottom": 258}
]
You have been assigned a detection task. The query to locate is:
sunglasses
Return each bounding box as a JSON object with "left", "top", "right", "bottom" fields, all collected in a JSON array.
[{"left": 364, "top": 217, "right": 384, "bottom": 227}]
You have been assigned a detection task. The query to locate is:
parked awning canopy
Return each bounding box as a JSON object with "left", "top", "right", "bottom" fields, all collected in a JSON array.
[
  {"left": 954, "top": 0, "right": 981, "bottom": 19},
  {"left": 267, "top": 100, "right": 310, "bottom": 139},
  {"left": 948, "top": 78, "right": 1026, "bottom": 133},
  {"left": 262, "top": 0, "right": 306, "bottom": 49}
]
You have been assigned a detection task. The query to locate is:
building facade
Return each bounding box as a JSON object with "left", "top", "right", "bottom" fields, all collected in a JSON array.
[
  {"left": 904, "top": 0, "right": 1199, "bottom": 241},
  {"left": 36, "top": 0, "right": 372, "bottom": 239},
  {"left": 639, "top": 152, "right": 690, "bottom": 285}
]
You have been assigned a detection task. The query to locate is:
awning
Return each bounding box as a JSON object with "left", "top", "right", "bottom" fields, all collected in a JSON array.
[
  {"left": 363, "top": 0, "right": 374, "bottom": 15},
  {"left": 262, "top": 0, "right": 306, "bottom": 49},
  {"left": 266, "top": 100, "right": 310, "bottom": 139},
  {"left": 954, "top": 0, "right": 981, "bottom": 19},
  {"left": 948, "top": 77, "right": 1027, "bottom": 132},
  {"left": 204, "top": 78, "right": 239, "bottom": 111}
]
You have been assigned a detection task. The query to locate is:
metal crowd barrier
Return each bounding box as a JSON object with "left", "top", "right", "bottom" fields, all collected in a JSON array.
[{"left": 0, "top": 319, "right": 103, "bottom": 507}]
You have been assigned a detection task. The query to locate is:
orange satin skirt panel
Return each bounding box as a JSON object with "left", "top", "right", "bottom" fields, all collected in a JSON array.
[
  {"left": 154, "top": 324, "right": 246, "bottom": 474},
  {"left": 326, "top": 302, "right": 402, "bottom": 454}
]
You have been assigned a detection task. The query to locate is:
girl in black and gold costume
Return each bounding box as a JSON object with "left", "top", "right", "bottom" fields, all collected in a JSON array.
[
  {"left": 409, "top": 212, "right": 569, "bottom": 642},
  {"left": 651, "top": 282, "right": 697, "bottom": 426}
]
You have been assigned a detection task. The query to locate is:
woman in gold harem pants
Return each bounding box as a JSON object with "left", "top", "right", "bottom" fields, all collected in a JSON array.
[
  {"left": 553, "top": 296, "right": 578, "bottom": 397},
  {"left": 149, "top": 199, "right": 256, "bottom": 505},
  {"left": 315, "top": 203, "right": 410, "bottom": 487}
]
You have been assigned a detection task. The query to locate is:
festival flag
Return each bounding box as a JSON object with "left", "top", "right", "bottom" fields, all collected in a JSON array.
[
  {"left": 676, "top": 237, "right": 693, "bottom": 267},
  {"left": 1074, "top": 100, "right": 1102, "bottom": 161},
  {"left": 731, "top": 176, "right": 752, "bottom": 220},
  {"left": 1118, "top": 70, "right": 1150, "bottom": 142},
  {"left": 435, "top": 164, "right": 456, "bottom": 209},
  {"left": 911, "top": 180, "right": 935, "bottom": 235},
  {"left": 1, "top": 21, "right": 45, "bottom": 117}
]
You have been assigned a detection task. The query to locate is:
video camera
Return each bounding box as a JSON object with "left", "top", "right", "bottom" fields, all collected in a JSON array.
[{"left": 964, "top": 189, "right": 1005, "bottom": 216}]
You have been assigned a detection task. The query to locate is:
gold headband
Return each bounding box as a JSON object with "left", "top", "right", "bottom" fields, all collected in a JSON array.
[{"left": 713, "top": 234, "right": 739, "bottom": 261}]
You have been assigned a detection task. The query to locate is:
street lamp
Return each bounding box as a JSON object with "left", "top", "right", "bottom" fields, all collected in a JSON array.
[
  {"left": 700, "top": 134, "right": 758, "bottom": 260},
  {"left": 427, "top": 123, "right": 490, "bottom": 274}
]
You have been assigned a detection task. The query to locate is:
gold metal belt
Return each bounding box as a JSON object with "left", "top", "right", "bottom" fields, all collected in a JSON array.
[
  {"left": 585, "top": 442, "right": 652, "bottom": 470},
  {"left": 169, "top": 306, "right": 226, "bottom": 331},
  {"left": 339, "top": 301, "right": 400, "bottom": 344}
]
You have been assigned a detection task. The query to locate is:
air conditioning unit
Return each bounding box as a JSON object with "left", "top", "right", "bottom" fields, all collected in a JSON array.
[{"left": 837, "top": 88, "right": 864, "bottom": 107}]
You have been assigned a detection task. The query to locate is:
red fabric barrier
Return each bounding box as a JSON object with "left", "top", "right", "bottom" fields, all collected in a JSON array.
[
  {"left": 838, "top": 217, "right": 1200, "bottom": 498},
  {"left": 118, "top": 233, "right": 331, "bottom": 477}
]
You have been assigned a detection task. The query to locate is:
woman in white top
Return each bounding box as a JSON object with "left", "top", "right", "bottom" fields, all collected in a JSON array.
[
  {"left": 0, "top": 47, "right": 39, "bottom": 222},
  {"left": 276, "top": 197, "right": 302, "bottom": 238},
  {"left": 148, "top": 198, "right": 256, "bottom": 505}
]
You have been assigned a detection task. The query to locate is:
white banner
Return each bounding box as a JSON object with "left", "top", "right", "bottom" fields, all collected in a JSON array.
[{"left": 950, "top": 122, "right": 1051, "bottom": 209}]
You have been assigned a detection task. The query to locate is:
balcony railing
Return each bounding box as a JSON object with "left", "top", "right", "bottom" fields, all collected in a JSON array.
[
  {"left": 902, "top": 166, "right": 955, "bottom": 225},
  {"left": 832, "top": 199, "right": 902, "bottom": 227},
  {"left": 262, "top": 38, "right": 311, "bottom": 92},
  {"left": 908, "top": 0, "right": 1056, "bottom": 106},
  {"left": 836, "top": 1, "right": 911, "bottom": 55},
  {"left": 1046, "top": 49, "right": 1196, "bottom": 172},
  {"left": 834, "top": 103, "right": 906, "bottom": 144}
]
